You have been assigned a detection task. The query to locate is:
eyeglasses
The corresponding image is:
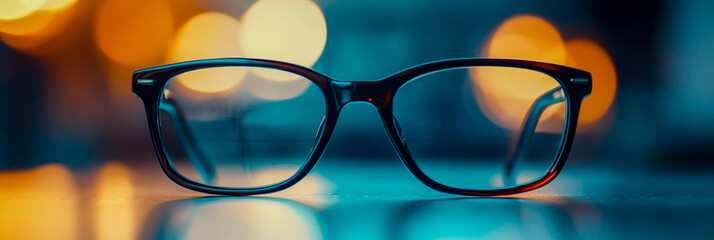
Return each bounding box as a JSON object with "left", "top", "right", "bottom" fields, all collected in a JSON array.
[{"left": 132, "top": 58, "right": 591, "bottom": 196}]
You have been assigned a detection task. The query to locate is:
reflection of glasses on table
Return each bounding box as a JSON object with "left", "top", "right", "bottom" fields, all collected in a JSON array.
[{"left": 132, "top": 58, "right": 591, "bottom": 196}]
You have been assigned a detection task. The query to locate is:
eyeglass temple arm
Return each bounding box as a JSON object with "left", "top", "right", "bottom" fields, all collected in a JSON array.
[
  {"left": 503, "top": 86, "right": 565, "bottom": 181},
  {"left": 159, "top": 97, "right": 216, "bottom": 184}
]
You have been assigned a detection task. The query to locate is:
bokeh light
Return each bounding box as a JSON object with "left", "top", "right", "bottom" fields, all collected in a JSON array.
[
  {"left": 471, "top": 14, "right": 566, "bottom": 131},
  {"left": 564, "top": 38, "right": 617, "bottom": 126},
  {"left": 485, "top": 15, "right": 566, "bottom": 63},
  {"left": 0, "top": 0, "right": 48, "bottom": 20},
  {"left": 167, "top": 12, "right": 246, "bottom": 94},
  {"left": 95, "top": 162, "right": 135, "bottom": 240},
  {"left": 0, "top": 0, "right": 78, "bottom": 52},
  {"left": 94, "top": 0, "right": 173, "bottom": 66},
  {"left": 239, "top": 0, "right": 327, "bottom": 82},
  {"left": 0, "top": 8, "right": 55, "bottom": 35},
  {"left": 0, "top": 164, "right": 78, "bottom": 240}
]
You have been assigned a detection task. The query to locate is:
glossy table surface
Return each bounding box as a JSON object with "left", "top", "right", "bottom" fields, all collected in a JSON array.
[{"left": 1, "top": 159, "right": 713, "bottom": 240}]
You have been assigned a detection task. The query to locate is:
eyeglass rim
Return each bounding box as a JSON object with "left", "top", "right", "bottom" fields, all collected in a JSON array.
[{"left": 132, "top": 57, "right": 592, "bottom": 196}]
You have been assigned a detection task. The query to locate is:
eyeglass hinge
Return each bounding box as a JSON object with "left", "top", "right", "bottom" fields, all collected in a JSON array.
[
  {"left": 570, "top": 78, "right": 588, "bottom": 84},
  {"left": 137, "top": 79, "right": 155, "bottom": 85}
]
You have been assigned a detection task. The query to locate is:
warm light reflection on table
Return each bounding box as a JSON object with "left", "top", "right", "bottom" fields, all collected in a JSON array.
[
  {"left": 95, "top": 162, "right": 135, "bottom": 240},
  {"left": 1, "top": 161, "right": 713, "bottom": 240},
  {"left": 0, "top": 164, "right": 78, "bottom": 239}
]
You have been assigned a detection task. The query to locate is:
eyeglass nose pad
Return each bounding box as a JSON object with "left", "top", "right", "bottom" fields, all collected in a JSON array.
[
  {"left": 311, "top": 116, "right": 327, "bottom": 150},
  {"left": 159, "top": 98, "right": 216, "bottom": 184},
  {"left": 392, "top": 116, "right": 410, "bottom": 150}
]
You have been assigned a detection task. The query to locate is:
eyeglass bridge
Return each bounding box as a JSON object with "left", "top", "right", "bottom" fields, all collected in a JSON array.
[{"left": 331, "top": 80, "right": 390, "bottom": 108}]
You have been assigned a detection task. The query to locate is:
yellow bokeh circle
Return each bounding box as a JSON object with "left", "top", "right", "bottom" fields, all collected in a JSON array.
[
  {"left": 94, "top": 0, "right": 174, "bottom": 66},
  {"left": 0, "top": 0, "right": 49, "bottom": 20},
  {"left": 167, "top": 12, "right": 246, "bottom": 94},
  {"left": 471, "top": 15, "right": 566, "bottom": 131},
  {"left": 239, "top": 0, "right": 327, "bottom": 82}
]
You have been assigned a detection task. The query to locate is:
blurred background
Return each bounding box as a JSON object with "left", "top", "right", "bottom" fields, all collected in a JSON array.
[
  {"left": 1, "top": 0, "right": 713, "bottom": 171},
  {"left": 2, "top": 0, "right": 714, "bottom": 239}
]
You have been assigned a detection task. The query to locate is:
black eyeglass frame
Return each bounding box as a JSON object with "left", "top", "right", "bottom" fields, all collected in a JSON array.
[{"left": 132, "top": 58, "right": 592, "bottom": 196}]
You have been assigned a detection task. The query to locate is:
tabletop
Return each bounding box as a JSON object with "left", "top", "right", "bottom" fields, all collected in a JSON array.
[{"left": 1, "top": 158, "right": 712, "bottom": 240}]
